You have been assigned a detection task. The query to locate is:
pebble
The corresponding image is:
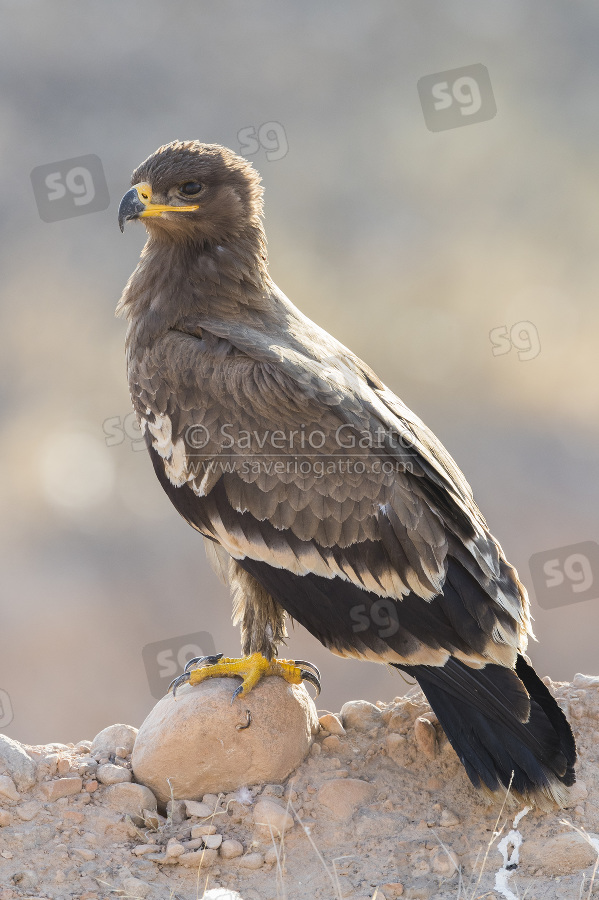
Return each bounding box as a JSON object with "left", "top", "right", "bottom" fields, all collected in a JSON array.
[
  {"left": 0, "top": 735, "right": 36, "bottom": 792},
  {"left": 318, "top": 714, "right": 346, "bottom": 735},
  {"left": 1, "top": 851, "right": 13, "bottom": 859},
  {"left": 91, "top": 724, "right": 138, "bottom": 759},
  {"left": 122, "top": 877, "right": 152, "bottom": 898},
  {"left": 36, "top": 753, "right": 59, "bottom": 780},
  {"left": 15, "top": 801, "right": 40, "bottom": 821},
  {"left": 220, "top": 839, "right": 244, "bottom": 859},
  {"left": 0, "top": 775, "right": 19, "bottom": 801},
  {"left": 97, "top": 764, "right": 132, "bottom": 785},
  {"left": 185, "top": 799, "right": 213, "bottom": 818},
  {"left": 191, "top": 824, "right": 217, "bottom": 837},
  {"left": 85, "top": 780, "right": 99, "bottom": 793},
  {"left": 439, "top": 808, "right": 460, "bottom": 827},
  {"left": 41, "top": 776, "right": 83, "bottom": 801},
  {"left": 132, "top": 845, "right": 159, "bottom": 857},
  {"left": 203, "top": 834, "right": 223, "bottom": 849},
  {"left": 178, "top": 847, "right": 219, "bottom": 868},
  {"left": 253, "top": 798, "right": 294, "bottom": 835},
  {"left": 203, "top": 792, "right": 220, "bottom": 806},
  {"left": 380, "top": 884, "right": 404, "bottom": 899},
  {"left": 75, "top": 740, "right": 92, "bottom": 752},
  {"left": 413, "top": 717, "right": 438, "bottom": 760},
  {"left": 340, "top": 700, "right": 382, "bottom": 731},
  {"left": 166, "top": 840, "right": 185, "bottom": 858},
  {"left": 116, "top": 746, "right": 130, "bottom": 758},
  {"left": 57, "top": 757, "right": 71, "bottom": 775},
  {"left": 101, "top": 783, "right": 157, "bottom": 824},
  {"left": 430, "top": 847, "right": 458, "bottom": 875},
  {"left": 203, "top": 891, "right": 243, "bottom": 900},
  {"left": 264, "top": 846, "right": 279, "bottom": 865},
  {"left": 0, "top": 810, "right": 9, "bottom": 827},
  {"left": 236, "top": 851, "right": 264, "bottom": 869},
  {"left": 166, "top": 798, "right": 187, "bottom": 824},
  {"left": 322, "top": 735, "right": 342, "bottom": 752},
  {"left": 317, "top": 778, "right": 376, "bottom": 820}
]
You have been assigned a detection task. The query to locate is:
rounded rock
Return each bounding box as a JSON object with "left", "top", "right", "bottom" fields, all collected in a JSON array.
[
  {"left": 101, "top": 782, "right": 157, "bottom": 824},
  {"left": 340, "top": 700, "right": 382, "bottom": 731},
  {"left": 253, "top": 798, "right": 294, "bottom": 836},
  {"left": 91, "top": 724, "right": 138, "bottom": 759},
  {"left": 132, "top": 677, "right": 319, "bottom": 803},
  {"left": 220, "top": 839, "right": 244, "bottom": 859},
  {"left": 522, "top": 832, "right": 599, "bottom": 875},
  {"left": 122, "top": 877, "right": 152, "bottom": 899},
  {"left": 237, "top": 851, "right": 264, "bottom": 869},
  {"left": 97, "top": 764, "right": 132, "bottom": 786}
]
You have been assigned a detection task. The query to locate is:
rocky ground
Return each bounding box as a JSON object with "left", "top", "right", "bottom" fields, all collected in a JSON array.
[{"left": 0, "top": 674, "right": 598, "bottom": 900}]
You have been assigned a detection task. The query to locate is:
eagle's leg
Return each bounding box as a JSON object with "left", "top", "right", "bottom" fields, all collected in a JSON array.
[{"left": 169, "top": 652, "right": 321, "bottom": 701}]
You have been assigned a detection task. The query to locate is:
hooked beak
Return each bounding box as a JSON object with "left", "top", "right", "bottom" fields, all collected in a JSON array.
[{"left": 118, "top": 182, "right": 199, "bottom": 232}]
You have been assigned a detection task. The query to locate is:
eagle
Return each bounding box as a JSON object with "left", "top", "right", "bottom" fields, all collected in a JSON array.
[{"left": 117, "top": 140, "right": 576, "bottom": 805}]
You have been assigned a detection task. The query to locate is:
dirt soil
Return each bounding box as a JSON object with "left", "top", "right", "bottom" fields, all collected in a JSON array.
[{"left": 0, "top": 674, "right": 598, "bottom": 900}]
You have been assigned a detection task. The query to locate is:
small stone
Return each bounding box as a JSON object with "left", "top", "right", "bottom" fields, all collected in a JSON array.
[
  {"left": 185, "top": 799, "right": 213, "bottom": 818},
  {"left": 91, "top": 724, "right": 138, "bottom": 759},
  {"left": 572, "top": 673, "right": 599, "bottom": 688},
  {"left": 76, "top": 740, "right": 92, "bottom": 752},
  {"left": 166, "top": 840, "right": 185, "bottom": 858},
  {"left": 203, "top": 892, "right": 243, "bottom": 900},
  {"left": 97, "top": 763, "right": 132, "bottom": 785},
  {"left": 440, "top": 808, "right": 460, "bottom": 827},
  {"left": 164, "top": 798, "right": 186, "bottom": 824},
  {"left": 317, "top": 778, "right": 376, "bottom": 820},
  {"left": 76, "top": 757, "right": 98, "bottom": 776},
  {"left": 101, "top": 783, "right": 157, "bottom": 824},
  {"left": 322, "top": 735, "right": 342, "bottom": 752},
  {"left": 220, "top": 839, "right": 244, "bottom": 859},
  {"left": 57, "top": 758, "right": 71, "bottom": 775},
  {"left": 318, "top": 714, "right": 346, "bottom": 735},
  {"left": 0, "top": 810, "right": 10, "bottom": 826},
  {"left": 414, "top": 717, "right": 438, "bottom": 760},
  {"left": 237, "top": 851, "right": 264, "bottom": 869},
  {"left": 42, "top": 776, "right": 83, "bottom": 800},
  {"left": 264, "top": 845, "right": 279, "bottom": 865},
  {"left": 15, "top": 801, "right": 40, "bottom": 821},
  {"left": 179, "top": 847, "right": 218, "bottom": 868},
  {"left": 340, "top": 700, "right": 382, "bottom": 731},
  {"left": 310, "top": 742, "right": 321, "bottom": 756},
  {"left": 203, "top": 834, "right": 223, "bottom": 849},
  {"left": 1, "top": 851, "right": 13, "bottom": 859},
  {"left": 85, "top": 780, "right": 99, "bottom": 793},
  {"left": 430, "top": 847, "right": 459, "bottom": 875},
  {"left": 71, "top": 847, "right": 96, "bottom": 861},
  {"left": 380, "top": 884, "right": 404, "bottom": 899},
  {"left": 0, "top": 775, "right": 19, "bottom": 801},
  {"left": 132, "top": 845, "right": 158, "bottom": 856},
  {"left": 191, "top": 824, "right": 217, "bottom": 838},
  {"left": 36, "top": 753, "right": 59, "bottom": 780},
  {"left": 202, "top": 792, "right": 220, "bottom": 807},
  {"left": 122, "top": 877, "right": 151, "bottom": 899},
  {"left": 0, "top": 735, "right": 36, "bottom": 792},
  {"left": 253, "top": 798, "right": 294, "bottom": 835},
  {"left": 116, "top": 746, "right": 130, "bottom": 758}
]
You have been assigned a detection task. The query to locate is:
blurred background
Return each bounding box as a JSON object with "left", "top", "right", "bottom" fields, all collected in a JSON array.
[{"left": 0, "top": 0, "right": 598, "bottom": 745}]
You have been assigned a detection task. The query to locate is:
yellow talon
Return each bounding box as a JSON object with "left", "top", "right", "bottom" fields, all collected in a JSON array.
[{"left": 187, "top": 652, "right": 303, "bottom": 698}]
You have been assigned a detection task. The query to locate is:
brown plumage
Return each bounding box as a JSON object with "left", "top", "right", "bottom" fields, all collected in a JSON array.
[{"left": 117, "top": 140, "right": 576, "bottom": 805}]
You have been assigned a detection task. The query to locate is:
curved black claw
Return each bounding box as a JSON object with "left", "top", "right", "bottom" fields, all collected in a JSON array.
[
  {"left": 294, "top": 660, "right": 322, "bottom": 697},
  {"left": 168, "top": 671, "right": 190, "bottom": 697},
  {"left": 168, "top": 653, "right": 225, "bottom": 697},
  {"left": 183, "top": 653, "right": 224, "bottom": 674}
]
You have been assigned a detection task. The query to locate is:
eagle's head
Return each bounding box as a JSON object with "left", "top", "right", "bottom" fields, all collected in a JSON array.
[{"left": 118, "top": 140, "right": 264, "bottom": 245}]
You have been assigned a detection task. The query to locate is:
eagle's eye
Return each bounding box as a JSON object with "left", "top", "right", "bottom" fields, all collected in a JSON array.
[{"left": 179, "top": 181, "right": 202, "bottom": 196}]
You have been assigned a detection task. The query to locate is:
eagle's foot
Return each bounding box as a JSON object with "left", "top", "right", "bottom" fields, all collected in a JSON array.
[{"left": 168, "top": 652, "right": 321, "bottom": 701}]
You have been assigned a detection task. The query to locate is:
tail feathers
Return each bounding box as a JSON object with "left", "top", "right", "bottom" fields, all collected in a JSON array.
[{"left": 396, "top": 655, "right": 576, "bottom": 807}]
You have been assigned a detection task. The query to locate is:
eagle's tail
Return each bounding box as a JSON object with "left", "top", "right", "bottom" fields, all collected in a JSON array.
[{"left": 395, "top": 654, "right": 576, "bottom": 807}]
